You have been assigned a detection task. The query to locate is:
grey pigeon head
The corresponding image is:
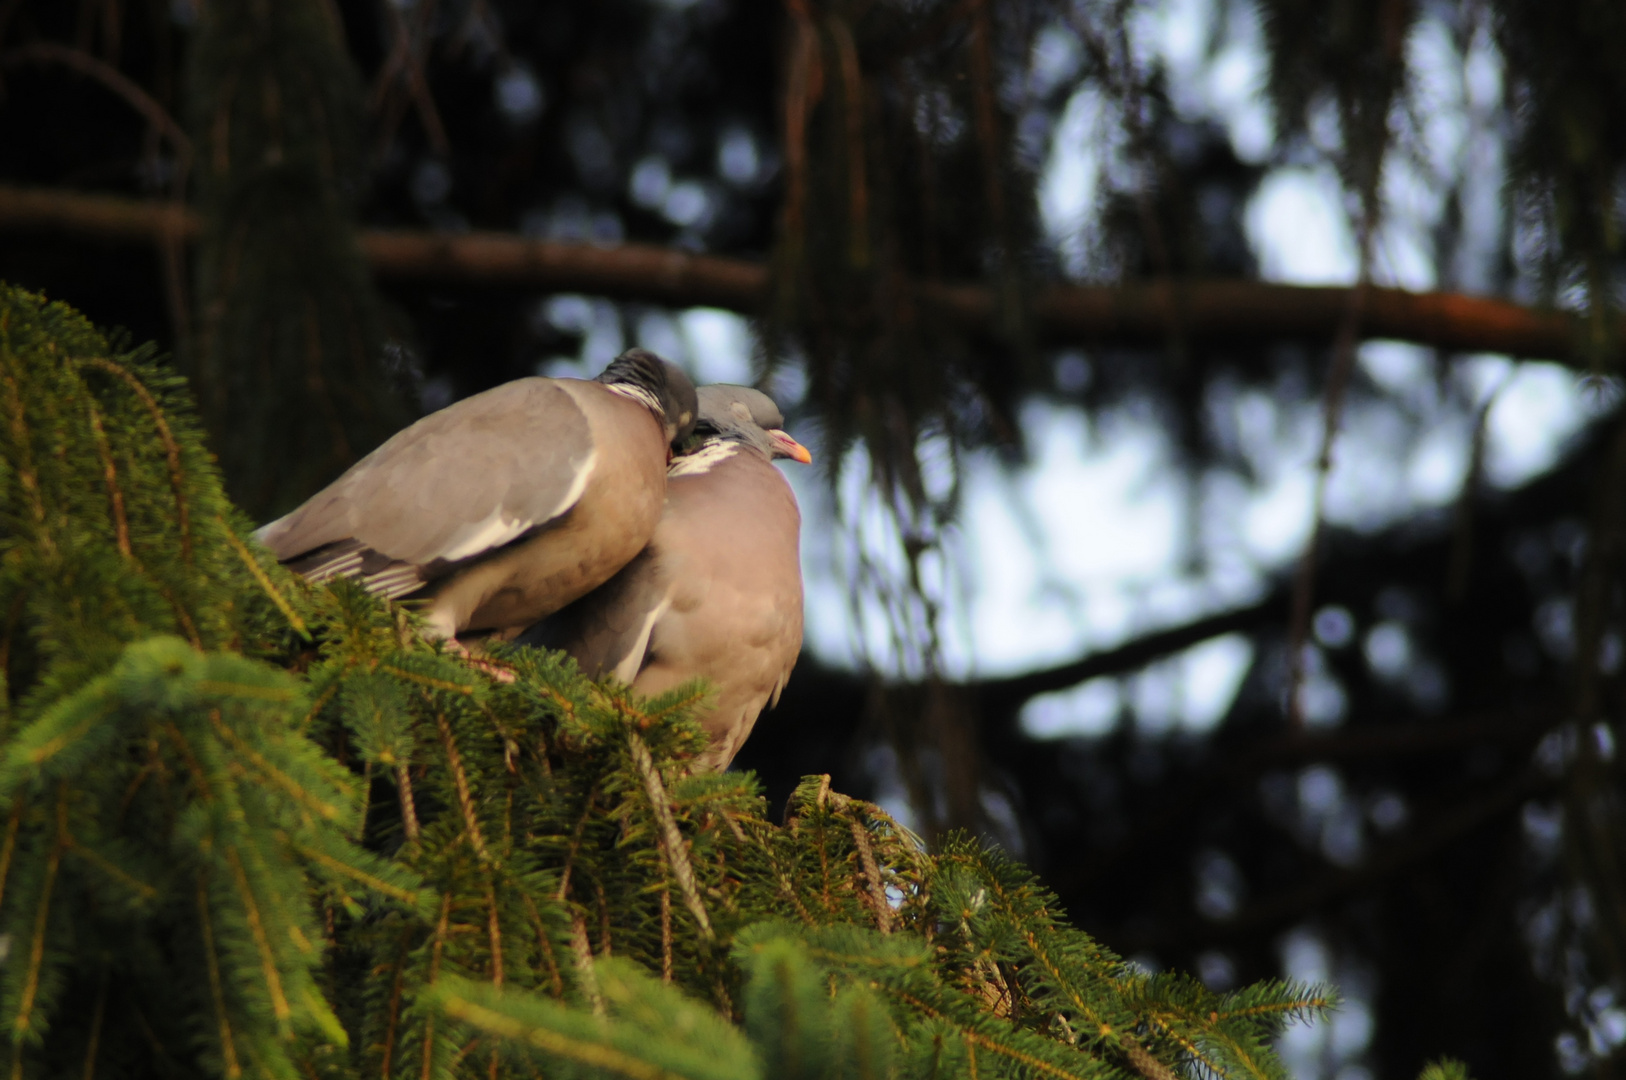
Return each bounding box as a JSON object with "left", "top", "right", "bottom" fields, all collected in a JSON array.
[
  {"left": 694, "top": 385, "right": 812, "bottom": 463},
  {"left": 596, "top": 348, "right": 699, "bottom": 446}
]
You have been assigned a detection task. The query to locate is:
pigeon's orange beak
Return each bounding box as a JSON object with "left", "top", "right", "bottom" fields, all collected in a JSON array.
[{"left": 768, "top": 429, "right": 813, "bottom": 464}]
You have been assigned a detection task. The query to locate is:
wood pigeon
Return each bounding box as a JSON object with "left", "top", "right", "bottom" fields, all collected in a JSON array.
[
  {"left": 522, "top": 384, "right": 811, "bottom": 771},
  {"left": 255, "top": 349, "right": 698, "bottom": 640}
]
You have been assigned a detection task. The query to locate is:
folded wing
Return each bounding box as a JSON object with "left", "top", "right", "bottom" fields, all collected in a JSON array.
[{"left": 257, "top": 378, "right": 596, "bottom": 597}]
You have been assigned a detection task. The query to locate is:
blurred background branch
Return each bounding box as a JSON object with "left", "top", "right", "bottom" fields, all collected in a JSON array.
[{"left": 0, "top": 183, "right": 1602, "bottom": 362}]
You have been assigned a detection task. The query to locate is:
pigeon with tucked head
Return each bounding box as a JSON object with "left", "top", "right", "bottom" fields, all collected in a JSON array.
[
  {"left": 256, "top": 348, "right": 698, "bottom": 641},
  {"left": 523, "top": 383, "right": 810, "bottom": 770}
]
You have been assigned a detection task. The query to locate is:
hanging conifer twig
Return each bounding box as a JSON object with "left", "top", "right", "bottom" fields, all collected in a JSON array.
[{"left": 186, "top": 0, "right": 414, "bottom": 520}]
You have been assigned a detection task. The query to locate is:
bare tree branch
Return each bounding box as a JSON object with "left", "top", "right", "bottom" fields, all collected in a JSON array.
[
  {"left": 0, "top": 183, "right": 1606, "bottom": 365},
  {"left": 370, "top": 0, "right": 449, "bottom": 157},
  {"left": 0, "top": 45, "right": 190, "bottom": 162},
  {"left": 0, "top": 57, "right": 194, "bottom": 348},
  {"left": 973, "top": 593, "right": 1288, "bottom": 709},
  {"left": 0, "top": 185, "right": 195, "bottom": 242}
]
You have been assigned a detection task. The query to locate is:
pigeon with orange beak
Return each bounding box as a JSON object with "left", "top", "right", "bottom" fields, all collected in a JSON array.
[{"left": 523, "top": 384, "right": 811, "bottom": 770}]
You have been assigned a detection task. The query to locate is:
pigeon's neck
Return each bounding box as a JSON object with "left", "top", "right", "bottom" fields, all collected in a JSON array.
[
  {"left": 596, "top": 351, "right": 673, "bottom": 417},
  {"left": 603, "top": 382, "right": 664, "bottom": 416},
  {"left": 668, "top": 437, "right": 741, "bottom": 477}
]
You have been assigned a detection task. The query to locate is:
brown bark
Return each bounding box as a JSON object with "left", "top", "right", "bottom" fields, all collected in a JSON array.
[
  {"left": 0, "top": 184, "right": 196, "bottom": 244},
  {"left": 0, "top": 183, "right": 1603, "bottom": 364},
  {"left": 359, "top": 229, "right": 767, "bottom": 311}
]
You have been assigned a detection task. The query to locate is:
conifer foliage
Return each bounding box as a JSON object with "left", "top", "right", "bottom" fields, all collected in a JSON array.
[
  {"left": 186, "top": 0, "right": 413, "bottom": 520},
  {"left": 0, "top": 283, "right": 1329, "bottom": 1080}
]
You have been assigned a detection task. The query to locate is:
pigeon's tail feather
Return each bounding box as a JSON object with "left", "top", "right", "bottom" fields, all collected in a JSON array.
[{"left": 283, "top": 539, "right": 428, "bottom": 600}]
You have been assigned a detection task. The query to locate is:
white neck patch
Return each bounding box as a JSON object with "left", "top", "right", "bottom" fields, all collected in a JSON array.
[
  {"left": 668, "top": 438, "right": 739, "bottom": 477},
  {"left": 604, "top": 383, "right": 663, "bottom": 414}
]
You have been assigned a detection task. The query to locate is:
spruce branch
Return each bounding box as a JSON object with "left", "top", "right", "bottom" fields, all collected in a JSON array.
[
  {"left": 628, "top": 732, "right": 712, "bottom": 941},
  {"left": 570, "top": 916, "right": 605, "bottom": 1016},
  {"left": 81, "top": 963, "right": 110, "bottom": 1080},
  {"left": 222, "top": 844, "right": 294, "bottom": 1031},
  {"left": 1417, "top": 1060, "right": 1472, "bottom": 1080},
  {"left": 419, "top": 892, "right": 454, "bottom": 1080},
  {"left": 397, "top": 764, "right": 422, "bottom": 843},
  {"left": 433, "top": 707, "right": 489, "bottom": 864},
  {"left": 11, "top": 784, "right": 65, "bottom": 1049},
  {"left": 63, "top": 834, "right": 158, "bottom": 904},
  {"left": 0, "top": 356, "right": 49, "bottom": 554},
  {"left": 485, "top": 875, "right": 506, "bottom": 987},
  {"left": 514, "top": 891, "right": 567, "bottom": 1000},
  {"left": 659, "top": 884, "right": 674, "bottom": 983},
  {"left": 435, "top": 967, "right": 754, "bottom": 1080},
  {"left": 837, "top": 799, "right": 893, "bottom": 935},
  {"left": 196, "top": 871, "right": 243, "bottom": 1080},
  {"left": 219, "top": 521, "right": 309, "bottom": 639},
  {"left": 380, "top": 933, "right": 412, "bottom": 1080},
  {"left": 83, "top": 396, "right": 131, "bottom": 559},
  {"left": 290, "top": 836, "right": 431, "bottom": 914},
  {"left": 78, "top": 355, "right": 192, "bottom": 563},
  {"left": 0, "top": 802, "right": 20, "bottom": 911}
]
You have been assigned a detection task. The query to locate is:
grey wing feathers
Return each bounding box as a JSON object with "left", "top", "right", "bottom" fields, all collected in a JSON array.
[
  {"left": 768, "top": 666, "right": 793, "bottom": 710},
  {"left": 519, "top": 551, "right": 673, "bottom": 683},
  {"left": 280, "top": 540, "right": 427, "bottom": 600},
  {"left": 256, "top": 379, "right": 598, "bottom": 590}
]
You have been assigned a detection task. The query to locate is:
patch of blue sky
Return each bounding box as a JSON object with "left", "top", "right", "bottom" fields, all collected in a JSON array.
[
  {"left": 627, "top": 306, "right": 756, "bottom": 387},
  {"left": 1024, "top": 678, "right": 1122, "bottom": 739},
  {"left": 1130, "top": 0, "right": 1273, "bottom": 163},
  {"left": 678, "top": 309, "right": 754, "bottom": 384},
  {"left": 1276, "top": 927, "right": 1378, "bottom": 1080},
  {"left": 1028, "top": 24, "right": 1081, "bottom": 99},
  {"left": 534, "top": 295, "right": 623, "bottom": 378},
  {"left": 1017, "top": 626, "right": 1289, "bottom": 742},
  {"left": 1246, "top": 168, "right": 1358, "bottom": 284},
  {"left": 1039, "top": 85, "right": 1110, "bottom": 280},
  {"left": 950, "top": 402, "right": 1192, "bottom": 675},
  {"left": 795, "top": 443, "right": 949, "bottom": 679},
  {"left": 1476, "top": 359, "right": 1610, "bottom": 487}
]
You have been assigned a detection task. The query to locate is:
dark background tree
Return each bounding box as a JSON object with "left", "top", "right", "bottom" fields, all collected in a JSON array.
[{"left": 0, "top": 0, "right": 1623, "bottom": 1077}]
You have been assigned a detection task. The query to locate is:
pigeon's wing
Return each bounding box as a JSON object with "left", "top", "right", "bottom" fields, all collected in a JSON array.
[
  {"left": 256, "top": 378, "right": 598, "bottom": 597},
  {"left": 520, "top": 547, "right": 677, "bottom": 685}
]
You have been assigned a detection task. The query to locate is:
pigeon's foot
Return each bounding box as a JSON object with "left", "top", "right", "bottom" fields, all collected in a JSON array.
[{"left": 443, "top": 637, "right": 517, "bottom": 684}]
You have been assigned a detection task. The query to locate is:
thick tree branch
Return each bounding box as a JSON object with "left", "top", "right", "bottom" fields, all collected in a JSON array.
[
  {"left": 0, "top": 185, "right": 194, "bottom": 244},
  {"left": 360, "top": 229, "right": 767, "bottom": 310},
  {"left": 973, "top": 593, "right": 1288, "bottom": 709},
  {"left": 0, "top": 184, "right": 1605, "bottom": 364}
]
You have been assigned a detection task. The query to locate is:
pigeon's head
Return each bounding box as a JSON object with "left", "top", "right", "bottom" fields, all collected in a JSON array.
[
  {"left": 596, "top": 348, "right": 699, "bottom": 447},
  {"left": 694, "top": 385, "right": 813, "bottom": 464}
]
